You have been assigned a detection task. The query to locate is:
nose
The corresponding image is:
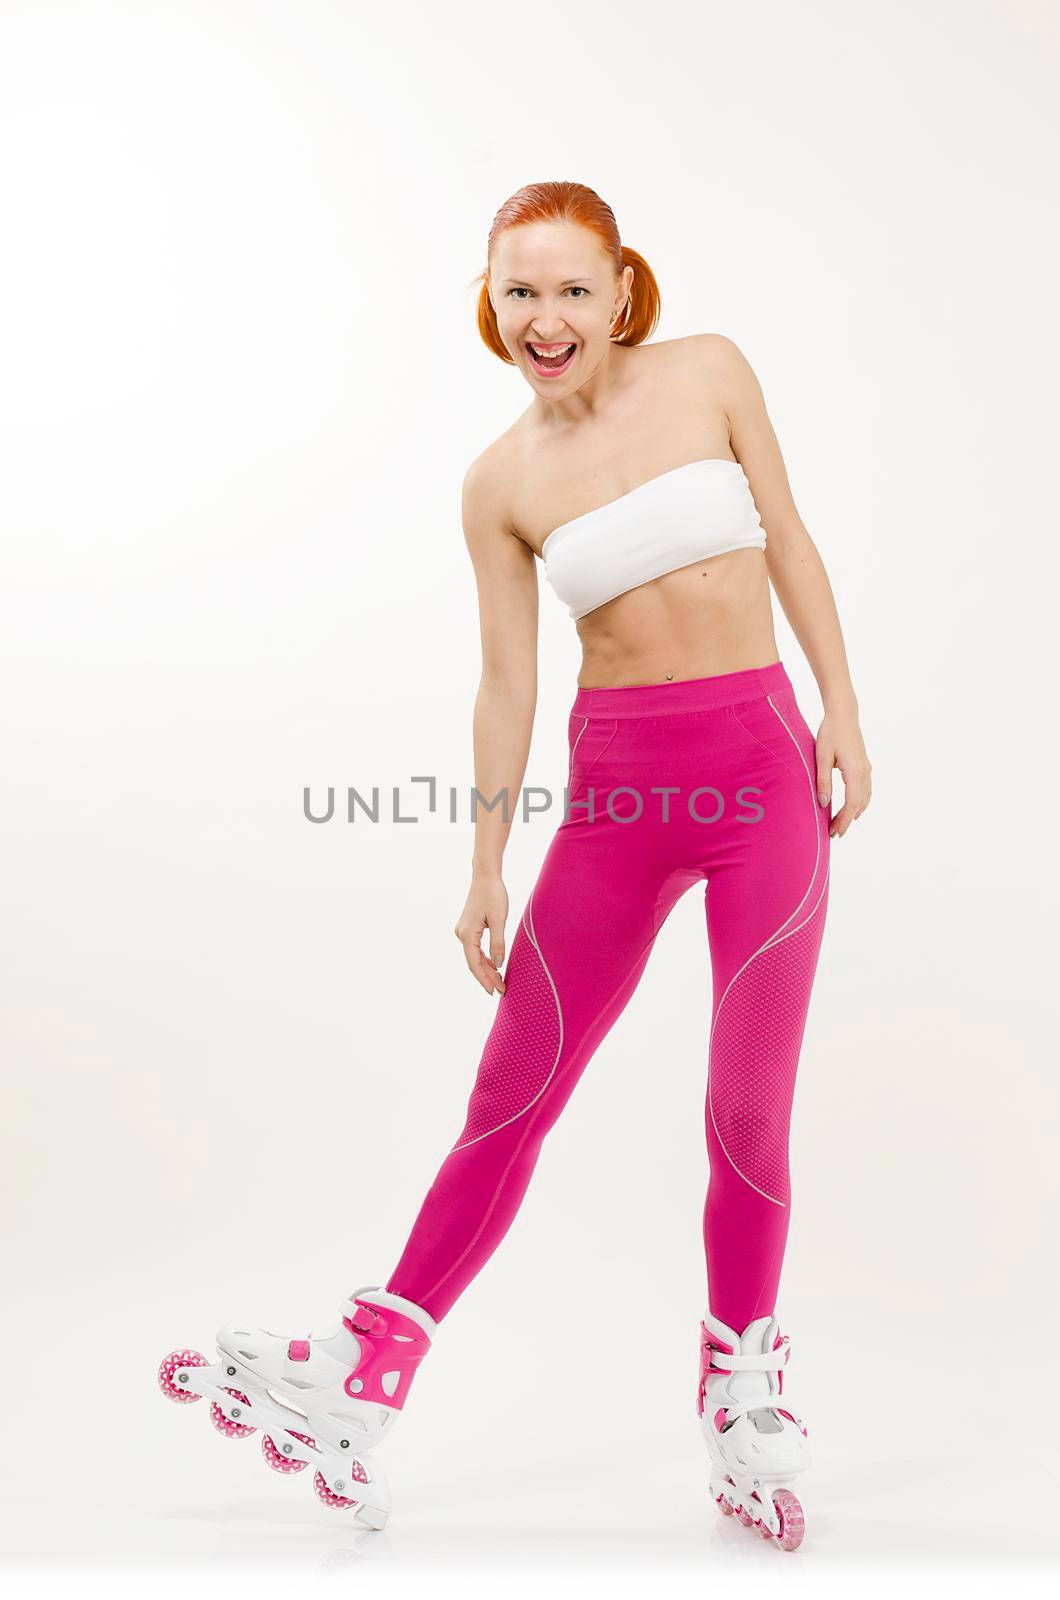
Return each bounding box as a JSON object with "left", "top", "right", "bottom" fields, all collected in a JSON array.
[{"left": 529, "top": 303, "right": 569, "bottom": 338}]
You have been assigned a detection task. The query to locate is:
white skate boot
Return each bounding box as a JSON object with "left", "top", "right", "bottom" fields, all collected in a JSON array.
[
  {"left": 696, "top": 1310, "right": 810, "bottom": 1551},
  {"left": 159, "top": 1285, "right": 436, "bottom": 1528}
]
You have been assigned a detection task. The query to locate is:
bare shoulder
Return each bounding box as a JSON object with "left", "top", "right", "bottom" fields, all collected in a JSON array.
[
  {"left": 461, "top": 436, "right": 514, "bottom": 538},
  {"left": 642, "top": 331, "right": 760, "bottom": 399},
  {"left": 685, "top": 334, "right": 767, "bottom": 429},
  {"left": 681, "top": 331, "right": 758, "bottom": 382},
  {"left": 461, "top": 430, "right": 533, "bottom": 556}
]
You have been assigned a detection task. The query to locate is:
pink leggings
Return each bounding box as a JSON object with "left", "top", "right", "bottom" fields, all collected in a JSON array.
[{"left": 386, "top": 661, "right": 830, "bottom": 1329}]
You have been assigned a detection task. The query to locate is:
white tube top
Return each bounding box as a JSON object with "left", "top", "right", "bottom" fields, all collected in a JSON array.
[{"left": 540, "top": 457, "right": 766, "bottom": 621}]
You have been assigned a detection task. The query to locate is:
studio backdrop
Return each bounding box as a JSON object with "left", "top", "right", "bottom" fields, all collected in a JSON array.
[{"left": 1, "top": 0, "right": 1057, "bottom": 1592}]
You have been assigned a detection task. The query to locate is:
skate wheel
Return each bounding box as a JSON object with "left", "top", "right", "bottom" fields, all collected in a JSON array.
[
  {"left": 736, "top": 1506, "right": 753, "bottom": 1527},
  {"left": 262, "top": 1432, "right": 310, "bottom": 1474},
  {"left": 313, "top": 1469, "right": 359, "bottom": 1510},
  {"left": 158, "top": 1349, "right": 208, "bottom": 1403},
  {"left": 715, "top": 1493, "right": 734, "bottom": 1517},
  {"left": 754, "top": 1516, "right": 774, "bottom": 1540},
  {"left": 773, "top": 1489, "right": 805, "bottom": 1552},
  {"left": 210, "top": 1387, "right": 256, "bottom": 1439},
  {"left": 312, "top": 1458, "right": 370, "bottom": 1509}
]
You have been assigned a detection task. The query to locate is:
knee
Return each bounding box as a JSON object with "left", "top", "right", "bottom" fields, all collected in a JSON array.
[
  {"left": 452, "top": 957, "right": 562, "bottom": 1148},
  {"left": 710, "top": 1094, "right": 792, "bottom": 1203}
]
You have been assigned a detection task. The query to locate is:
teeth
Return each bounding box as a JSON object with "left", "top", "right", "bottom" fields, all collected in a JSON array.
[{"left": 530, "top": 343, "right": 574, "bottom": 355}]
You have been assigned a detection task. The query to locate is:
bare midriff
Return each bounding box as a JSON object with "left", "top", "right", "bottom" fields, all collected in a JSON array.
[
  {"left": 505, "top": 340, "right": 784, "bottom": 690},
  {"left": 568, "top": 545, "right": 779, "bottom": 689}
]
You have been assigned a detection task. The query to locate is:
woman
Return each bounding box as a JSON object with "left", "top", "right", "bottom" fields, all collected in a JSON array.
[{"left": 159, "top": 181, "right": 871, "bottom": 1550}]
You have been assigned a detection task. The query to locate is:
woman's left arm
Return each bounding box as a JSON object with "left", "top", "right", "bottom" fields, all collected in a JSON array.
[{"left": 703, "top": 334, "right": 872, "bottom": 839}]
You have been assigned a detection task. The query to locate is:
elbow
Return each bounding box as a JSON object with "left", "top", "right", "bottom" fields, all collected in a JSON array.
[
  {"left": 478, "top": 669, "right": 537, "bottom": 706},
  {"left": 765, "top": 519, "right": 818, "bottom": 569}
]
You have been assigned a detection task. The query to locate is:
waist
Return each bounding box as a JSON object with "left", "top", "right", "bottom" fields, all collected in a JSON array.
[{"left": 571, "top": 659, "right": 791, "bottom": 719}]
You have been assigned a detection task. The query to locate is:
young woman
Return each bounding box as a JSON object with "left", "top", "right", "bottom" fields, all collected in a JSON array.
[{"left": 160, "top": 181, "right": 872, "bottom": 1551}]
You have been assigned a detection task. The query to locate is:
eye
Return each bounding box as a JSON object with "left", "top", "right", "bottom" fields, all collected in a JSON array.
[{"left": 506, "top": 286, "right": 588, "bottom": 299}]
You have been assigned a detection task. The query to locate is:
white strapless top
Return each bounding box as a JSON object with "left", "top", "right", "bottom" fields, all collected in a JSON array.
[{"left": 540, "top": 457, "right": 766, "bottom": 620}]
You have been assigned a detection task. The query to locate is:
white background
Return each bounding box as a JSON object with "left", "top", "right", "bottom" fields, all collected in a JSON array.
[{"left": 2, "top": 1, "right": 1058, "bottom": 1594}]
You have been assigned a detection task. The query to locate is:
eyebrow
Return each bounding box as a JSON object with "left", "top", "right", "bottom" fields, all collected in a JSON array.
[{"left": 500, "top": 277, "right": 593, "bottom": 288}]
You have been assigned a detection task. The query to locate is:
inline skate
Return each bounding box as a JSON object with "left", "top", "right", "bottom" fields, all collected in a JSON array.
[
  {"left": 158, "top": 1285, "right": 436, "bottom": 1528},
  {"left": 696, "top": 1310, "right": 810, "bottom": 1551}
]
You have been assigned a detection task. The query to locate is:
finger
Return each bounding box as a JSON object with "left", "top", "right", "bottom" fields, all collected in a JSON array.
[
  {"left": 816, "top": 749, "right": 833, "bottom": 808},
  {"left": 829, "top": 802, "right": 856, "bottom": 838},
  {"left": 461, "top": 938, "right": 491, "bottom": 989},
  {"left": 469, "top": 942, "right": 506, "bottom": 996},
  {"left": 848, "top": 784, "right": 871, "bottom": 819},
  {"left": 481, "top": 951, "right": 506, "bottom": 996},
  {"left": 840, "top": 774, "right": 871, "bottom": 822},
  {"left": 474, "top": 960, "right": 500, "bottom": 995},
  {"left": 487, "top": 931, "right": 506, "bottom": 990}
]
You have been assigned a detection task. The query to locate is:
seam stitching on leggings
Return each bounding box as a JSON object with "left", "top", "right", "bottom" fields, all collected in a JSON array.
[
  {"left": 708, "top": 873, "right": 829, "bottom": 1207},
  {"left": 419, "top": 920, "right": 663, "bottom": 1306},
  {"left": 566, "top": 716, "right": 588, "bottom": 795},
  {"left": 728, "top": 698, "right": 806, "bottom": 789},
  {"left": 707, "top": 694, "right": 827, "bottom": 1206},
  {"left": 450, "top": 894, "right": 564, "bottom": 1152},
  {"left": 567, "top": 718, "right": 617, "bottom": 809}
]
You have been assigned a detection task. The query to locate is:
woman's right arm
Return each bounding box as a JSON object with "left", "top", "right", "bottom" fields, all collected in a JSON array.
[{"left": 453, "top": 454, "right": 539, "bottom": 997}]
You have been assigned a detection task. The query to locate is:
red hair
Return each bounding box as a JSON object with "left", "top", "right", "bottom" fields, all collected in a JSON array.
[{"left": 471, "top": 180, "right": 661, "bottom": 363}]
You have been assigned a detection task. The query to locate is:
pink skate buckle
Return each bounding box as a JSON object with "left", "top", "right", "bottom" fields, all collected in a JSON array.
[
  {"left": 696, "top": 1322, "right": 735, "bottom": 1417},
  {"left": 348, "top": 1304, "right": 388, "bottom": 1336},
  {"left": 288, "top": 1339, "right": 311, "bottom": 1362},
  {"left": 341, "top": 1296, "right": 432, "bottom": 1411}
]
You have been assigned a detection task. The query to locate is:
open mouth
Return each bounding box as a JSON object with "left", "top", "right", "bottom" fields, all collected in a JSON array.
[{"left": 526, "top": 341, "right": 577, "bottom": 376}]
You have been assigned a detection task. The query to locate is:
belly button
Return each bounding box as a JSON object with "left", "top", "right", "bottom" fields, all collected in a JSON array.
[{"left": 665, "top": 672, "right": 674, "bottom": 681}]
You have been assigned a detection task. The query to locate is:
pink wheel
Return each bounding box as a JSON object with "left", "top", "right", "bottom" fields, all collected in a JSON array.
[
  {"left": 754, "top": 1516, "right": 774, "bottom": 1540},
  {"left": 262, "top": 1431, "right": 313, "bottom": 1474},
  {"left": 313, "top": 1469, "right": 359, "bottom": 1510},
  {"left": 158, "top": 1349, "right": 208, "bottom": 1403},
  {"left": 736, "top": 1506, "right": 753, "bottom": 1527},
  {"left": 210, "top": 1387, "right": 256, "bottom": 1439},
  {"left": 773, "top": 1489, "right": 805, "bottom": 1552},
  {"left": 715, "top": 1494, "right": 734, "bottom": 1516}
]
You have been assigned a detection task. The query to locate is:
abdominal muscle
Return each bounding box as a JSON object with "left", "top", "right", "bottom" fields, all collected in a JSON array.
[{"left": 571, "top": 546, "right": 780, "bottom": 689}]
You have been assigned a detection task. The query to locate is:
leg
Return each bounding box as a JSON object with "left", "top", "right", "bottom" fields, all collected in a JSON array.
[
  {"left": 702, "top": 685, "right": 830, "bottom": 1328},
  {"left": 386, "top": 793, "right": 696, "bottom": 1323}
]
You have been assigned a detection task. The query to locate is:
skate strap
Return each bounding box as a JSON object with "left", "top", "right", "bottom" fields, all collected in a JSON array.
[
  {"left": 701, "top": 1336, "right": 790, "bottom": 1376},
  {"left": 348, "top": 1304, "right": 388, "bottom": 1336},
  {"left": 716, "top": 1400, "right": 803, "bottom": 1428}
]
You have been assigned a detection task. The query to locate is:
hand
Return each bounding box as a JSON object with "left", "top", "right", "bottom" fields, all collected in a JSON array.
[
  {"left": 816, "top": 709, "right": 872, "bottom": 839},
  {"left": 454, "top": 872, "right": 509, "bottom": 995}
]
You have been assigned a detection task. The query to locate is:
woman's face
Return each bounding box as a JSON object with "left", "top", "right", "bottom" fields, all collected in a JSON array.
[{"left": 488, "top": 220, "right": 631, "bottom": 391}]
